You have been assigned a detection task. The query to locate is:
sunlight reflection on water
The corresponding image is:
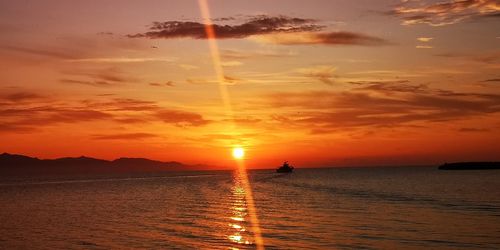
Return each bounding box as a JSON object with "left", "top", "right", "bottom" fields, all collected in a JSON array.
[{"left": 227, "top": 173, "right": 252, "bottom": 247}]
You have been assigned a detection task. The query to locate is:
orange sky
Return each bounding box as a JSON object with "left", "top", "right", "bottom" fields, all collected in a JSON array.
[{"left": 1, "top": 0, "right": 499, "bottom": 168}]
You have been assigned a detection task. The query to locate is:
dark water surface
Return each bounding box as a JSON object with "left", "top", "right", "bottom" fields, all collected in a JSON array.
[{"left": 1, "top": 167, "right": 499, "bottom": 249}]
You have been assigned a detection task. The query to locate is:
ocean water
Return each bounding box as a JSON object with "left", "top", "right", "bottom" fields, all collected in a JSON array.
[{"left": 1, "top": 167, "right": 499, "bottom": 249}]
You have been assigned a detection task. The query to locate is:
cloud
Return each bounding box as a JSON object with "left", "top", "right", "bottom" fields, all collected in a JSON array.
[
  {"left": 417, "top": 37, "right": 433, "bottom": 42},
  {"left": 92, "top": 133, "right": 158, "bottom": 140},
  {"left": 220, "top": 49, "right": 297, "bottom": 60},
  {"left": 458, "top": 127, "right": 490, "bottom": 132},
  {"left": 0, "top": 96, "right": 211, "bottom": 132},
  {"left": 84, "top": 98, "right": 159, "bottom": 112},
  {"left": 211, "top": 17, "right": 237, "bottom": 22},
  {"left": 186, "top": 78, "right": 214, "bottom": 85},
  {"left": 0, "top": 106, "right": 114, "bottom": 129},
  {"left": 149, "top": 81, "right": 174, "bottom": 87},
  {"left": 223, "top": 75, "right": 240, "bottom": 84},
  {"left": 193, "top": 132, "right": 259, "bottom": 146},
  {"left": 97, "top": 32, "right": 114, "bottom": 36},
  {"left": 483, "top": 78, "right": 500, "bottom": 82},
  {"left": 60, "top": 68, "right": 138, "bottom": 87},
  {"left": 186, "top": 75, "right": 240, "bottom": 85},
  {"left": 297, "top": 65, "right": 337, "bottom": 85},
  {"left": 434, "top": 51, "right": 500, "bottom": 66},
  {"left": 391, "top": 0, "right": 500, "bottom": 26},
  {"left": 416, "top": 45, "right": 433, "bottom": 49},
  {"left": 348, "top": 80, "right": 428, "bottom": 94},
  {"left": 0, "top": 45, "right": 76, "bottom": 59},
  {"left": 49, "top": 110, "right": 113, "bottom": 122},
  {"left": 128, "top": 15, "right": 387, "bottom": 46},
  {"left": 232, "top": 117, "right": 262, "bottom": 124},
  {"left": 60, "top": 79, "right": 117, "bottom": 87},
  {"left": 252, "top": 31, "right": 388, "bottom": 46},
  {"left": 128, "top": 15, "right": 322, "bottom": 39},
  {"left": 0, "top": 123, "right": 38, "bottom": 133},
  {"left": 156, "top": 110, "right": 210, "bottom": 126},
  {"left": 472, "top": 53, "right": 500, "bottom": 64},
  {"left": 1, "top": 92, "right": 45, "bottom": 102},
  {"left": 264, "top": 81, "right": 500, "bottom": 131},
  {"left": 221, "top": 61, "right": 243, "bottom": 67},
  {"left": 66, "top": 57, "right": 175, "bottom": 63}
]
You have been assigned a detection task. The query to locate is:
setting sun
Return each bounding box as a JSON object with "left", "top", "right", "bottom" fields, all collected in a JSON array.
[{"left": 232, "top": 148, "right": 245, "bottom": 159}]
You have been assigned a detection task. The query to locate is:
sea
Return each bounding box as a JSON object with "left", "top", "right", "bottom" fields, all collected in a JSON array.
[{"left": 1, "top": 167, "right": 499, "bottom": 249}]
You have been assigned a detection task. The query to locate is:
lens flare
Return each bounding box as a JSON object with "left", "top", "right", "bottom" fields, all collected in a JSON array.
[{"left": 197, "top": 1, "right": 264, "bottom": 249}]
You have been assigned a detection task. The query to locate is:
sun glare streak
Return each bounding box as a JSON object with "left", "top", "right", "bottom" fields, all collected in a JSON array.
[
  {"left": 197, "top": 0, "right": 264, "bottom": 249},
  {"left": 197, "top": 0, "right": 233, "bottom": 119}
]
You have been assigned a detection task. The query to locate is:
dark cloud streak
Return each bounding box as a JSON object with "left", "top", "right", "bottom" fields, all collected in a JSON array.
[
  {"left": 92, "top": 133, "right": 158, "bottom": 140},
  {"left": 128, "top": 16, "right": 322, "bottom": 39}
]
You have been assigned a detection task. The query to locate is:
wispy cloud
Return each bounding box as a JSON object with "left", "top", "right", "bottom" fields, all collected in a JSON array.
[
  {"left": 220, "top": 49, "right": 297, "bottom": 60},
  {"left": 149, "top": 81, "right": 175, "bottom": 87},
  {"left": 434, "top": 51, "right": 500, "bottom": 67},
  {"left": 251, "top": 31, "right": 388, "bottom": 46},
  {"left": 186, "top": 75, "right": 241, "bottom": 85},
  {"left": 297, "top": 65, "right": 337, "bottom": 85},
  {"left": 417, "top": 37, "right": 433, "bottom": 42},
  {"left": 0, "top": 95, "right": 211, "bottom": 133},
  {"left": 60, "top": 79, "right": 118, "bottom": 87},
  {"left": 156, "top": 110, "right": 211, "bottom": 126},
  {"left": 66, "top": 57, "right": 175, "bottom": 63},
  {"left": 220, "top": 61, "right": 243, "bottom": 67},
  {"left": 92, "top": 133, "right": 158, "bottom": 140},
  {"left": 0, "top": 45, "right": 76, "bottom": 59},
  {"left": 416, "top": 45, "right": 433, "bottom": 49},
  {"left": 458, "top": 127, "right": 490, "bottom": 132},
  {"left": 0, "top": 92, "right": 45, "bottom": 102},
  {"left": 482, "top": 78, "right": 500, "bottom": 82},
  {"left": 391, "top": 0, "right": 500, "bottom": 26},
  {"left": 263, "top": 81, "right": 500, "bottom": 132},
  {"left": 60, "top": 68, "right": 138, "bottom": 87}
]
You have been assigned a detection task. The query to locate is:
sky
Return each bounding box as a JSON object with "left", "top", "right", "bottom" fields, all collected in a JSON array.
[{"left": 0, "top": 0, "right": 499, "bottom": 168}]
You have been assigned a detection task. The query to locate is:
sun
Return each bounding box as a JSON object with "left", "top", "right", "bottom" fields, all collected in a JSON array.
[{"left": 232, "top": 147, "right": 245, "bottom": 159}]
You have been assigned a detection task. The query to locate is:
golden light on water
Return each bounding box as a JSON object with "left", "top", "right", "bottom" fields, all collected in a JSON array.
[{"left": 228, "top": 176, "right": 248, "bottom": 246}]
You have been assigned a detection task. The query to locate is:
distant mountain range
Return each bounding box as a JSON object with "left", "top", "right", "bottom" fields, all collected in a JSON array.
[{"left": 0, "top": 153, "right": 207, "bottom": 176}]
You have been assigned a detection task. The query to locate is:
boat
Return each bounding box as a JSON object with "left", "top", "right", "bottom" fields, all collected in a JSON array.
[{"left": 276, "top": 161, "right": 294, "bottom": 173}]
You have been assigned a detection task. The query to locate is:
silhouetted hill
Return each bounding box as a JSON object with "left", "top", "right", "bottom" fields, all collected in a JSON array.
[
  {"left": 1, "top": 153, "right": 40, "bottom": 164},
  {"left": 112, "top": 157, "right": 182, "bottom": 167},
  {"left": 0, "top": 153, "right": 201, "bottom": 176},
  {"left": 439, "top": 162, "right": 500, "bottom": 170}
]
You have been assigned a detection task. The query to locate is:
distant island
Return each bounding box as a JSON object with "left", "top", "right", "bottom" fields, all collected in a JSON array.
[
  {"left": 0, "top": 153, "right": 208, "bottom": 176},
  {"left": 439, "top": 162, "right": 500, "bottom": 170}
]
